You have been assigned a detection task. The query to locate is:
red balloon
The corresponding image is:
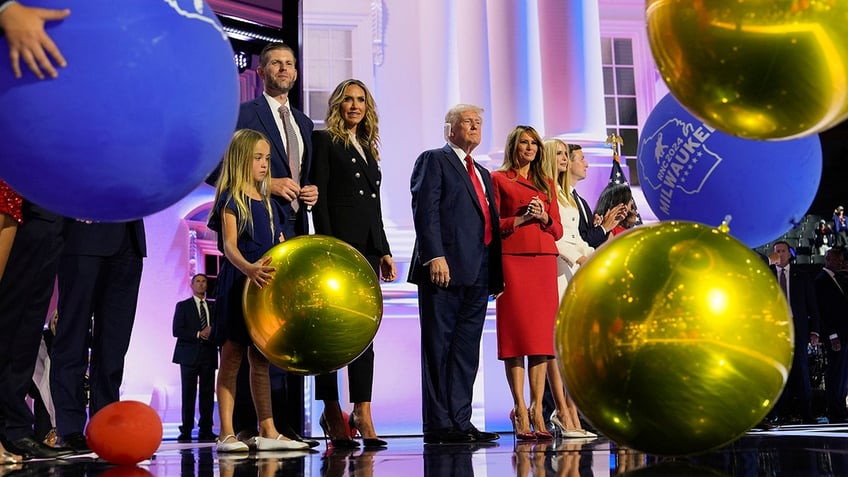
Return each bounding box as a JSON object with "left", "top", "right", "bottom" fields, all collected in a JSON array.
[{"left": 86, "top": 401, "right": 163, "bottom": 465}]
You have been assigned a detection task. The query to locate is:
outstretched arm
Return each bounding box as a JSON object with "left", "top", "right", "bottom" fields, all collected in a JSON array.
[{"left": 0, "top": 1, "right": 70, "bottom": 79}]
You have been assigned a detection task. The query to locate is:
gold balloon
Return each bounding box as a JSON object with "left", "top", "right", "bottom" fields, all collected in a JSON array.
[
  {"left": 647, "top": 0, "right": 848, "bottom": 140},
  {"left": 243, "top": 235, "right": 383, "bottom": 375},
  {"left": 556, "top": 222, "right": 793, "bottom": 456}
]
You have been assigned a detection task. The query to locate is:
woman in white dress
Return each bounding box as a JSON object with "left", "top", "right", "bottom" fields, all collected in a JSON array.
[{"left": 542, "top": 139, "right": 597, "bottom": 438}]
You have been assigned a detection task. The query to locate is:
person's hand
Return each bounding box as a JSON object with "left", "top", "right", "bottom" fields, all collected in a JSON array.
[
  {"left": 245, "top": 255, "right": 275, "bottom": 288},
  {"left": 269, "top": 177, "right": 301, "bottom": 202},
  {"left": 278, "top": 232, "right": 285, "bottom": 243},
  {"left": 379, "top": 254, "right": 397, "bottom": 282},
  {"left": 767, "top": 251, "right": 780, "bottom": 265},
  {"left": 525, "top": 196, "right": 549, "bottom": 224},
  {"left": 576, "top": 255, "right": 588, "bottom": 266},
  {"left": 0, "top": 3, "right": 70, "bottom": 79},
  {"left": 299, "top": 184, "right": 318, "bottom": 207},
  {"left": 429, "top": 257, "right": 450, "bottom": 288},
  {"left": 600, "top": 204, "right": 627, "bottom": 231},
  {"left": 198, "top": 326, "right": 211, "bottom": 341}
]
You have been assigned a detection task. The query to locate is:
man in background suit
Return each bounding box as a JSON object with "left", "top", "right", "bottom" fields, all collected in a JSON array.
[
  {"left": 815, "top": 247, "right": 848, "bottom": 423},
  {"left": 769, "top": 240, "right": 820, "bottom": 424},
  {"left": 409, "top": 104, "right": 503, "bottom": 444},
  {"left": 172, "top": 274, "right": 218, "bottom": 442},
  {"left": 51, "top": 220, "right": 146, "bottom": 453},
  {"left": 208, "top": 41, "right": 319, "bottom": 447},
  {"left": 566, "top": 144, "right": 625, "bottom": 248}
]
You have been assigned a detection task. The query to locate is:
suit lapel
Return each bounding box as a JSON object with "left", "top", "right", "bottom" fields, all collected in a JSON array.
[
  {"left": 254, "top": 99, "right": 288, "bottom": 173},
  {"left": 444, "top": 146, "right": 482, "bottom": 215}
]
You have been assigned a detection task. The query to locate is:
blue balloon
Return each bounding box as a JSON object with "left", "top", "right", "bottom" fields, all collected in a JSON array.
[
  {"left": 0, "top": 0, "right": 239, "bottom": 221},
  {"left": 637, "top": 94, "right": 822, "bottom": 247}
]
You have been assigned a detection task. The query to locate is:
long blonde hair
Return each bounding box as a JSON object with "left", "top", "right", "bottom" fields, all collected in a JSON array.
[
  {"left": 325, "top": 79, "right": 380, "bottom": 161},
  {"left": 210, "top": 129, "right": 275, "bottom": 238},
  {"left": 543, "top": 138, "right": 577, "bottom": 208},
  {"left": 498, "top": 125, "right": 553, "bottom": 201}
]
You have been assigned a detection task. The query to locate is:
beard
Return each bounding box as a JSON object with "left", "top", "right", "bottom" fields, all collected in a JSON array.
[{"left": 265, "top": 75, "right": 295, "bottom": 95}]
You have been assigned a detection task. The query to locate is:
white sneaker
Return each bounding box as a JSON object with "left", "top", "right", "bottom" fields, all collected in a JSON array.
[
  {"left": 254, "top": 435, "right": 309, "bottom": 451},
  {"left": 216, "top": 434, "right": 249, "bottom": 452}
]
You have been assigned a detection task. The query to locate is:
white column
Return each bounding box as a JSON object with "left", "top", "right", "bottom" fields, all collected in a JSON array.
[{"left": 538, "top": 0, "right": 606, "bottom": 141}]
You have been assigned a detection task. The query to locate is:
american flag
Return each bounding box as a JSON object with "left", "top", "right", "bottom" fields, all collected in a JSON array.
[
  {"left": 605, "top": 133, "right": 628, "bottom": 186},
  {"left": 606, "top": 133, "right": 641, "bottom": 225}
]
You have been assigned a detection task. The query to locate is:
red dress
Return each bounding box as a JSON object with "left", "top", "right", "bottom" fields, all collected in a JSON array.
[
  {"left": 491, "top": 170, "right": 563, "bottom": 359},
  {"left": 0, "top": 179, "right": 23, "bottom": 224}
]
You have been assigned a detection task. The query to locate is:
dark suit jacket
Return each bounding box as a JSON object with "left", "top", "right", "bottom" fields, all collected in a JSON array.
[
  {"left": 573, "top": 190, "right": 608, "bottom": 248},
  {"left": 310, "top": 129, "right": 390, "bottom": 257},
  {"left": 236, "top": 96, "right": 314, "bottom": 235},
  {"left": 408, "top": 144, "right": 503, "bottom": 294},
  {"left": 772, "top": 264, "right": 821, "bottom": 347},
  {"left": 62, "top": 220, "right": 146, "bottom": 257},
  {"left": 172, "top": 297, "right": 218, "bottom": 368},
  {"left": 815, "top": 268, "right": 848, "bottom": 346}
]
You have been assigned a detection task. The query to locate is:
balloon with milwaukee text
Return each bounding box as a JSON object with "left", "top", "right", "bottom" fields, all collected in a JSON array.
[{"left": 637, "top": 94, "right": 822, "bottom": 248}]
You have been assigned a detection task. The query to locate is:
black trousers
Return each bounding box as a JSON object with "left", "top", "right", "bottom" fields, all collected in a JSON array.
[
  {"left": 314, "top": 253, "right": 380, "bottom": 403},
  {"left": 179, "top": 354, "right": 217, "bottom": 435},
  {"left": 0, "top": 205, "right": 63, "bottom": 441}
]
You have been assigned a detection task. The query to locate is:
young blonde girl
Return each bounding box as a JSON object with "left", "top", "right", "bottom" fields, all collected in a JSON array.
[{"left": 208, "top": 129, "right": 307, "bottom": 452}]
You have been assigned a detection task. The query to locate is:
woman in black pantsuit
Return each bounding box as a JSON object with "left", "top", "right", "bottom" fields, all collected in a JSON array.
[{"left": 310, "top": 79, "right": 397, "bottom": 448}]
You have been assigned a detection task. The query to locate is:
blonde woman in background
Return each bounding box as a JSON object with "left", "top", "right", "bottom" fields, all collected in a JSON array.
[{"left": 542, "top": 138, "right": 597, "bottom": 439}]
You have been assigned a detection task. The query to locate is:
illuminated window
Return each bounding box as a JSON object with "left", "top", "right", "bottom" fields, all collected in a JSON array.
[
  {"left": 601, "top": 37, "right": 639, "bottom": 159},
  {"left": 303, "top": 27, "right": 353, "bottom": 127}
]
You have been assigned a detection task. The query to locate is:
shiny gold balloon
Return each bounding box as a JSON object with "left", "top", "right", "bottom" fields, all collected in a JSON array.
[
  {"left": 556, "top": 222, "right": 793, "bottom": 456},
  {"left": 647, "top": 0, "right": 848, "bottom": 140},
  {"left": 243, "top": 235, "right": 383, "bottom": 375}
]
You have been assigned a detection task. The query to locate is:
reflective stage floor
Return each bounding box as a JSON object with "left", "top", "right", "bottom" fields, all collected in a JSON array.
[{"left": 5, "top": 423, "right": 848, "bottom": 476}]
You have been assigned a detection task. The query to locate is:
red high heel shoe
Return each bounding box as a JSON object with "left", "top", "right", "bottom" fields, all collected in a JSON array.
[
  {"left": 510, "top": 408, "right": 536, "bottom": 441},
  {"left": 529, "top": 407, "right": 553, "bottom": 440}
]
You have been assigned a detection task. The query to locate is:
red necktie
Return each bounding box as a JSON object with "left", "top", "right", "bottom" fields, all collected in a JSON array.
[{"left": 465, "top": 155, "right": 492, "bottom": 245}]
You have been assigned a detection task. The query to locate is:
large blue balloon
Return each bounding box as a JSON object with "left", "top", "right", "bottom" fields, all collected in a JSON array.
[
  {"left": 0, "top": 0, "right": 239, "bottom": 221},
  {"left": 637, "top": 94, "right": 822, "bottom": 247}
]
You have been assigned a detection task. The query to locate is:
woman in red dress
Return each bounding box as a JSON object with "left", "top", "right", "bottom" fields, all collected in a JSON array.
[
  {"left": 0, "top": 178, "right": 23, "bottom": 282},
  {"left": 491, "top": 125, "right": 562, "bottom": 440}
]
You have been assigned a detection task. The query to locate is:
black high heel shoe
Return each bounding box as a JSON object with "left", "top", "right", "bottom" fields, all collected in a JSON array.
[
  {"left": 348, "top": 413, "right": 387, "bottom": 448},
  {"left": 319, "top": 413, "right": 360, "bottom": 449}
]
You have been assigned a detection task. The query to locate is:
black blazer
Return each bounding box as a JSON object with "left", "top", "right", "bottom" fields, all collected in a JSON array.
[
  {"left": 239, "top": 97, "right": 314, "bottom": 235},
  {"left": 408, "top": 145, "right": 503, "bottom": 295},
  {"left": 310, "top": 129, "right": 390, "bottom": 257},
  {"left": 772, "top": 264, "right": 821, "bottom": 346},
  {"left": 171, "top": 297, "right": 218, "bottom": 367}
]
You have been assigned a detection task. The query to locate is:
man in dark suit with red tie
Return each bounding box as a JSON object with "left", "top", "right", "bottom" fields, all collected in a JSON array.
[
  {"left": 172, "top": 274, "right": 218, "bottom": 442},
  {"left": 769, "top": 240, "right": 821, "bottom": 424},
  {"left": 409, "top": 104, "right": 503, "bottom": 444}
]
